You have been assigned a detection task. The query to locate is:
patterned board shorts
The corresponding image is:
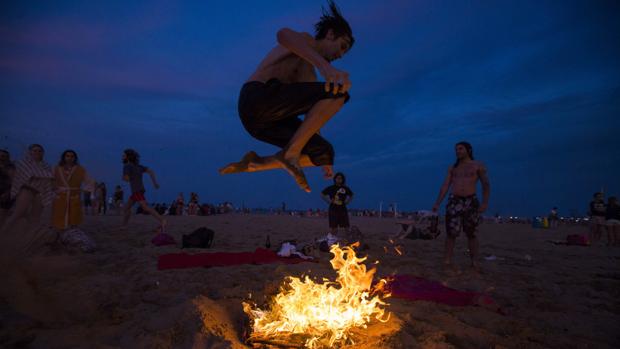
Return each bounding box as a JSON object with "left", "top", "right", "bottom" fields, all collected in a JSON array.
[{"left": 445, "top": 194, "right": 480, "bottom": 238}]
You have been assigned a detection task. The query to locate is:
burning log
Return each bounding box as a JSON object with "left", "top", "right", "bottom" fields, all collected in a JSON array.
[{"left": 246, "top": 333, "right": 310, "bottom": 348}]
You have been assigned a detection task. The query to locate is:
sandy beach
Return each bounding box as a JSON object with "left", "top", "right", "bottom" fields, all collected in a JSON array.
[{"left": 1, "top": 213, "right": 619, "bottom": 348}]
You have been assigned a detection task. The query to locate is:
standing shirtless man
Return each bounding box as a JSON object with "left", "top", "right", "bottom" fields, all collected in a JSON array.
[
  {"left": 432, "top": 142, "right": 490, "bottom": 272},
  {"left": 219, "top": 0, "right": 354, "bottom": 192}
]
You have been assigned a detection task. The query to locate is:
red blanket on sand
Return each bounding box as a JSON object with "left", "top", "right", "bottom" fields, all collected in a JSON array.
[
  {"left": 158, "top": 248, "right": 313, "bottom": 270},
  {"left": 384, "top": 274, "right": 502, "bottom": 312}
]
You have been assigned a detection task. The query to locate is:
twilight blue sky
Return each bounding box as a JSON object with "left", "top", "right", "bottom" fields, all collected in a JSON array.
[{"left": 1, "top": 0, "right": 619, "bottom": 216}]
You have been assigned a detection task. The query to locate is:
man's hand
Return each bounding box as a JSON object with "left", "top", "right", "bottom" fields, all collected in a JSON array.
[
  {"left": 319, "top": 64, "right": 351, "bottom": 94},
  {"left": 322, "top": 165, "right": 333, "bottom": 179},
  {"left": 478, "top": 202, "right": 488, "bottom": 213}
]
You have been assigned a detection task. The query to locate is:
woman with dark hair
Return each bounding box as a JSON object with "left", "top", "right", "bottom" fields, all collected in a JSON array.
[
  {"left": 51, "top": 150, "right": 95, "bottom": 230},
  {"left": 2, "top": 144, "right": 54, "bottom": 228}
]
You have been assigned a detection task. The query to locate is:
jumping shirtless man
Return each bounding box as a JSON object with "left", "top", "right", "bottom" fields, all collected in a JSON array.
[
  {"left": 432, "top": 141, "right": 490, "bottom": 272},
  {"left": 219, "top": 1, "right": 354, "bottom": 192}
]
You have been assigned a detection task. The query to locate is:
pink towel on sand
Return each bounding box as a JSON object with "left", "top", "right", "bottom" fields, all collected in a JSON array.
[
  {"left": 158, "top": 248, "right": 314, "bottom": 270},
  {"left": 385, "top": 274, "right": 502, "bottom": 313}
]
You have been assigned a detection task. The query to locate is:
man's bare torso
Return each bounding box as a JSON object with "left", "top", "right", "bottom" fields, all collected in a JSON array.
[
  {"left": 450, "top": 161, "right": 483, "bottom": 197},
  {"left": 248, "top": 41, "right": 317, "bottom": 84}
]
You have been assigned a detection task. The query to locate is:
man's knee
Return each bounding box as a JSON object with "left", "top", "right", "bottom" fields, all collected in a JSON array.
[
  {"left": 303, "top": 135, "right": 334, "bottom": 166},
  {"left": 318, "top": 91, "right": 350, "bottom": 107}
]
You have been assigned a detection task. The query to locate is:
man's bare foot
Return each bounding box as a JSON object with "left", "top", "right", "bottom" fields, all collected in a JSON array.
[
  {"left": 275, "top": 152, "right": 310, "bottom": 192},
  {"left": 219, "top": 151, "right": 259, "bottom": 175}
]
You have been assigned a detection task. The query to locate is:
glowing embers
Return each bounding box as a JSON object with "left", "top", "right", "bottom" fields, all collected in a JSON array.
[{"left": 244, "top": 243, "right": 390, "bottom": 348}]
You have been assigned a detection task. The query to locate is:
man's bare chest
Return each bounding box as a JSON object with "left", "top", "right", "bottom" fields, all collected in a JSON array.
[{"left": 452, "top": 166, "right": 478, "bottom": 180}]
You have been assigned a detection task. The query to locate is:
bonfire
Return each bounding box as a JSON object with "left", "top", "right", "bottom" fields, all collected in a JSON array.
[{"left": 243, "top": 243, "right": 390, "bottom": 348}]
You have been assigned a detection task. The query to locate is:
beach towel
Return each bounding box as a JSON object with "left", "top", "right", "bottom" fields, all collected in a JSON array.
[
  {"left": 383, "top": 274, "right": 502, "bottom": 313},
  {"left": 157, "top": 248, "right": 315, "bottom": 270}
]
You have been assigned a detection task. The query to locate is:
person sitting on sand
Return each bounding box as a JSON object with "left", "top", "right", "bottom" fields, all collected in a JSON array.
[
  {"left": 51, "top": 150, "right": 95, "bottom": 231},
  {"left": 121, "top": 149, "right": 166, "bottom": 231},
  {"left": 605, "top": 196, "right": 619, "bottom": 246},
  {"left": 321, "top": 172, "right": 353, "bottom": 236},
  {"left": 432, "top": 141, "right": 490, "bottom": 273},
  {"left": 219, "top": 0, "right": 354, "bottom": 192}
]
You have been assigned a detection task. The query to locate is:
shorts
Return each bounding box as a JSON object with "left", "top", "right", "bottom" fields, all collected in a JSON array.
[
  {"left": 606, "top": 219, "right": 620, "bottom": 226},
  {"left": 329, "top": 205, "right": 350, "bottom": 228},
  {"left": 591, "top": 216, "right": 606, "bottom": 226},
  {"left": 130, "top": 191, "right": 146, "bottom": 202},
  {"left": 445, "top": 194, "right": 479, "bottom": 238},
  {"left": 238, "top": 79, "right": 350, "bottom": 166}
]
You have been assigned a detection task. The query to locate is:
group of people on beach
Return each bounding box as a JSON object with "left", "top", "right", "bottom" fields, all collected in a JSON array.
[
  {"left": 0, "top": 1, "right": 491, "bottom": 273},
  {"left": 0, "top": 146, "right": 166, "bottom": 234},
  {"left": 215, "top": 1, "right": 491, "bottom": 272},
  {"left": 1, "top": 1, "right": 614, "bottom": 275}
]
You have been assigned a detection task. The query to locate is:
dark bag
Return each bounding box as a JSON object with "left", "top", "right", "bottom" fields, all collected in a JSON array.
[{"left": 182, "top": 227, "right": 214, "bottom": 248}]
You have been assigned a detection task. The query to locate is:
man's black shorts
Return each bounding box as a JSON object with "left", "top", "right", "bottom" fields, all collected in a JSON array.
[{"left": 238, "top": 79, "right": 350, "bottom": 166}]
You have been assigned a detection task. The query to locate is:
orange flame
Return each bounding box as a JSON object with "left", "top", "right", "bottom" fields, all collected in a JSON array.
[{"left": 243, "top": 243, "right": 390, "bottom": 348}]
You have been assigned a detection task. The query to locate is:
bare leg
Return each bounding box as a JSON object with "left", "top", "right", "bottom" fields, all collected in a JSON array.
[
  {"left": 122, "top": 199, "right": 135, "bottom": 227},
  {"left": 138, "top": 201, "right": 166, "bottom": 229},
  {"left": 283, "top": 97, "right": 345, "bottom": 160},
  {"left": 221, "top": 153, "right": 318, "bottom": 192},
  {"left": 220, "top": 97, "right": 344, "bottom": 191},
  {"left": 443, "top": 236, "right": 456, "bottom": 265},
  {"left": 1, "top": 189, "right": 34, "bottom": 230},
  {"left": 468, "top": 236, "right": 480, "bottom": 270}
]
